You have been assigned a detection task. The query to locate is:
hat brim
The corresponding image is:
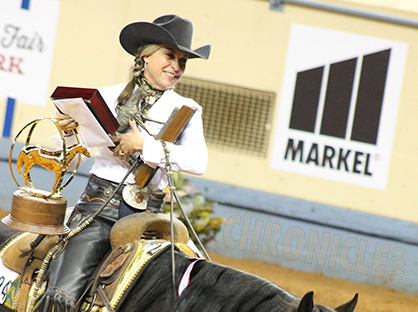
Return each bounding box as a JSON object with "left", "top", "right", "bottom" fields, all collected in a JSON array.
[{"left": 120, "top": 22, "right": 211, "bottom": 60}]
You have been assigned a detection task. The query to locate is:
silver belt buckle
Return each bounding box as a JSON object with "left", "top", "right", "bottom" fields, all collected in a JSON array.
[{"left": 122, "top": 184, "right": 151, "bottom": 210}]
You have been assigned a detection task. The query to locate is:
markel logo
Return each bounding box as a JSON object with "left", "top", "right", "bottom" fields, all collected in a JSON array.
[{"left": 271, "top": 25, "right": 408, "bottom": 190}]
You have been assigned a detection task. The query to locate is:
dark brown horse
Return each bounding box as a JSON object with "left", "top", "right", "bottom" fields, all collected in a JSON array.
[{"left": 112, "top": 245, "right": 358, "bottom": 312}]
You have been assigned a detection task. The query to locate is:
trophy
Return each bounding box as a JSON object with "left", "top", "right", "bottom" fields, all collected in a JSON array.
[{"left": 2, "top": 117, "right": 90, "bottom": 235}]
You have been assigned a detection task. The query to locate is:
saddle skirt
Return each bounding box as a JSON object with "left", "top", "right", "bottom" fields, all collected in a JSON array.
[
  {"left": 82, "top": 239, "right": 197, "bottom": 312},
  {"left": 0, "top": 232, "right": 60, "bottom": 311}
]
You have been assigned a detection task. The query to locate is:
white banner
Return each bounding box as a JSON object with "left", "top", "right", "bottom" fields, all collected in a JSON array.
[
  {"left": 0, "top": 0, "right": 60, "bottom": 106},
  {"left": 271, "top": 24, "right": 408, "bottom": 190}
]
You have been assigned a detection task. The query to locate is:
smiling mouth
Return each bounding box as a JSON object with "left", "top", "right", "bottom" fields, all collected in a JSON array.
[{"left": 164, "top": 71, "right": 177, "bottom": 79}]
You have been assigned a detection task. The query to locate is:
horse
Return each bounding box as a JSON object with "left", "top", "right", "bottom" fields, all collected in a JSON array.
[
  {"left": 16, "top": 144, "right": 90, "bottom": 195},
  {"left": 0, "top": 213, "right": 358, "bottom": 312},
  {"left": 113, "top": 246, "right": 358, "bottom": 312}
]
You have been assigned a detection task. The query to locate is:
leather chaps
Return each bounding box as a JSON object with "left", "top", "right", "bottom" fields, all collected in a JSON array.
[{"left": 35, "top": 175, "right": 121, "bottom": 312}]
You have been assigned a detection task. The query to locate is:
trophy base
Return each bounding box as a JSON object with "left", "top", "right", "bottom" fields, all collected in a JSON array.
[{"left": 2, "top": 190, "right": 70, "bottom": 235}]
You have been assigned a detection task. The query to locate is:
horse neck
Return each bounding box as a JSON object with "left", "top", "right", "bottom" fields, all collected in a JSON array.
[{"left": 65, "top": 145, "right": 85, "bottom": 163}]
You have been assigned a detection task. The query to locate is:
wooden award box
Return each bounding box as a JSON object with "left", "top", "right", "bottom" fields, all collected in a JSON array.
[{"left": 51, "top": 86, "right": 119, "bottom": 137}]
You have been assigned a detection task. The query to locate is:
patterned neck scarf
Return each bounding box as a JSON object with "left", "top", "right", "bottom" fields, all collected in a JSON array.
[
  {"left": 138, "top": 75, "right": 164, "bottom": 116},
  {"left": 115, "top": 74, "right": 164, "bottom": 134}
]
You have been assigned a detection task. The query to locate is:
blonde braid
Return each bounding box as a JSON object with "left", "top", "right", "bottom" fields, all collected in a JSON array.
[
  {"left": 117, "top": 44, "right": 162, "bottom": 106},
  {"left": 132, "top": 54, "right": 144, "bottom": 86}
]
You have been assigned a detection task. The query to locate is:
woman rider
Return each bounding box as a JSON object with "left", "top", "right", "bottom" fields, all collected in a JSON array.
[{"left": 36, "top": 14, "right": 210, "bottom": 312}]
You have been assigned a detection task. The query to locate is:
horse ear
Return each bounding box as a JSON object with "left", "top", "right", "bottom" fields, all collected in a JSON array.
[
  {"left": 298, "top": 291, "right": 314, "bottom": 312},
  {"left": 335, "top": 293, "right": 358, "bottom": 312}
]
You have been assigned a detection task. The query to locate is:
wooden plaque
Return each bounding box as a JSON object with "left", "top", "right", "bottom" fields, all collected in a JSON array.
[{"left": 134, "top": 106, "right": 196, "bottom": 187}]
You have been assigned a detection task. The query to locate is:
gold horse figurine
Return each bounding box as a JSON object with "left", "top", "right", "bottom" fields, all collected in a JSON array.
[{"left": 16, "top": 143, "right": 90, "bottom": 196}]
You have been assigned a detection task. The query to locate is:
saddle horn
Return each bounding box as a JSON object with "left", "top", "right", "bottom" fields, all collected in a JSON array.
[{"left": 110, "top": 212, "right": 189, "bottom": 249}]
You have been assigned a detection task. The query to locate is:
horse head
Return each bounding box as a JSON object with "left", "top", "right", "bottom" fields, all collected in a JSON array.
[
  {"left": 297, "top": 291, "right": 358, "bottom": 312},
  {"left": 66, "top": 144, "right": 90, "bottom": 162},
  {"left": 78, "top": 145, "right": 91, "bottom": 157}
]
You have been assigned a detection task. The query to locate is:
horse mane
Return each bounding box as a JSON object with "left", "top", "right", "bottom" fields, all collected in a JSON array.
[
  {"left": 178, "top": 258, "right": 299, "bottom": 312},
  {"left": 116, "top": 247, "right": 190, "bottom": 312},
  {"left": 116, "top": 247, "right": 299, "bottom": 312}
]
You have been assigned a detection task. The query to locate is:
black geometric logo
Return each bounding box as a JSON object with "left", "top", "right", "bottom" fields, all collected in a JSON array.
[{"left": 288, "top": 49, "right": 391, "bottom": 145}]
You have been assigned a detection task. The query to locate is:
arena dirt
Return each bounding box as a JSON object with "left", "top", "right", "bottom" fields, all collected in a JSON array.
[{"left": 210, "top": 253, "right": 418, "bottom": 312}]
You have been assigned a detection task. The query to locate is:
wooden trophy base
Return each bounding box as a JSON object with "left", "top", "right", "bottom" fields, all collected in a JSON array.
[{"left": 2, "top": 190, "right": 70, "bottom": 235}]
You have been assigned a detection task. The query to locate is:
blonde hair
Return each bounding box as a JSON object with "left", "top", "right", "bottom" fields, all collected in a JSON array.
[{"left": 117, "top": 44, "right": 162, "bottom": 106}]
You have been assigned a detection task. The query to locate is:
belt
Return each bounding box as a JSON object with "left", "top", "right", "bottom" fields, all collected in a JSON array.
[
  {"left": 85, "top": 175, "right": 163, "bottom": 214},
  {"left": 85, "top": 174, "right": 124, "bottom": 202}
]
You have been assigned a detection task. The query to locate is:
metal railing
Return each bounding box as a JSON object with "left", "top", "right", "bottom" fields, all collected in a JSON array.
[{"left": 270, "top": 0, "right": 418, "bottom": 28}]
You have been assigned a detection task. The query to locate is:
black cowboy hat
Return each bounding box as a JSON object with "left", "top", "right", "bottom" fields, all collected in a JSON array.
[{"left": 119, "top": 14, "right": 211, "bottom": 60}]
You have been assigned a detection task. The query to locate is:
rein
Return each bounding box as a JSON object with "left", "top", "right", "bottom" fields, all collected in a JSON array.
[{"left": 160, "top": 137, "right": 211, "bottom": 300}]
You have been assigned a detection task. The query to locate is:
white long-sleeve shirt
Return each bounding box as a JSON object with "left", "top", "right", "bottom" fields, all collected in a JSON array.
[{"left": 64, "top": 83, "right": 208, "bottom": 191}]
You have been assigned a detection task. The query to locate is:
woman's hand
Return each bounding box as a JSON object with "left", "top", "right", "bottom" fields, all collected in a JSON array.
[
  {"left": 55, "top": 112, "right": 78, "bottom": 134},
  {"left": 112, "top": 119, "right": 144, "bottom": 161}
]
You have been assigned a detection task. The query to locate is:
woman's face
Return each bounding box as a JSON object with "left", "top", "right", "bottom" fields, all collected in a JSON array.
[{"left": 143, "top": 45, "right": 189, "bottom": 91}]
